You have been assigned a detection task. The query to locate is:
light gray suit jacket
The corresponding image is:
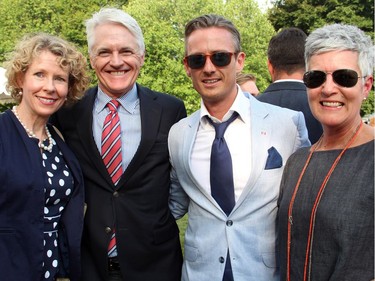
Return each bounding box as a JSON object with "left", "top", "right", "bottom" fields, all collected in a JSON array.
[{"left": 168, "top": 94, "right": 310, "bottom": 281}]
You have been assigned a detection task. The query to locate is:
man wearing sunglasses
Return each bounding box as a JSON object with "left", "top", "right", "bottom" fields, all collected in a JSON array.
[
  {"left": 258, "top": 27, "right": 323, "bottom": 144},
  {"left": 168, "top": 14, "right": 310, "bottom": 281}
]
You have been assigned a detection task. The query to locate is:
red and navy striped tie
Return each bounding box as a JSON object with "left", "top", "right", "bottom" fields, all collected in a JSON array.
[
  {"left": 101, "top": 99, "right": 122, "bottom": 257},
  {"left": 102, "top": 100, "right": 123, "bottom": 185}
]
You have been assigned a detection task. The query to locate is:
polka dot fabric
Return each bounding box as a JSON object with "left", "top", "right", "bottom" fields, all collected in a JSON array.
[{"left": 41, "top": 138, "right": 74, "bottom": 280}]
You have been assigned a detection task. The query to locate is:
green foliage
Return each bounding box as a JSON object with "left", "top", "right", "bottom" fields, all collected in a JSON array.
[
  {"left": 268, "top": 0, "right": 374, "bottom": 38},
  {"left": 268, "top": 0, "right": 374, "bottom": 117},
  {"left": 0, "top": 102, "right": 15, "bottom": 112},
  {"left": 0, "top": 0, "right": 373, "bottom": 116},
  {"left": 176, "top": 214, "right": 188, "bottom": 252},
  {"left": 361, "top": 90, "right": 374, "bottom": 116},
  {"left": 125, "top": 0, "right": 275, "bottom": 113},
  {"left": 0, "top": 0, "right": 273, "bottom": 114},
  {"left": 0, "top": 0, "right": 128, "bottom": 109},
  {"left": 0, "top": 0, "right": 128, "bottom": 61}
]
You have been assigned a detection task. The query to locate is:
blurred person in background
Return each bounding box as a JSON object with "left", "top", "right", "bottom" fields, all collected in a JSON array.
[
  {"left": 258, "top": 27, "right": 323, "bottom": 144},
  {"left": 236, "top": 72, "right": 260, "bottom": 96}
]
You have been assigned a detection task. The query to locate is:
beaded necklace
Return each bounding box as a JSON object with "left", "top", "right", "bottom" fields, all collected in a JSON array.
[
  {"left": 286, "top": 121, "right": 363, "bottom": 281},
  {"left": 12, "top": 106, "right": 53, "bottom": 152}
]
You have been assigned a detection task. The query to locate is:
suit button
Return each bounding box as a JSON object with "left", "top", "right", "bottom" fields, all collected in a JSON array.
[
  {"left": 219, "top": 256, "right": 225, "bottom": 263},
  {"left": 105, "top": 227, "right": 112, "bottom": 233},
  {"left": 226, "top": 220, "right": 233, "bottom": 226},
  {"left": 113, "top": 191, "right": 119, "bottom": 197}
]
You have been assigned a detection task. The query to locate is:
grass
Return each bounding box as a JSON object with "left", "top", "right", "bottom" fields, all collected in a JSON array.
[{"left": 176, "top": 214, "right": 188, "bottom": 252}]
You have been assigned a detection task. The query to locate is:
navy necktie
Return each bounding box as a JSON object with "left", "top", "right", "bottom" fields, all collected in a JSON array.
[{"left": 207, "top": 112, "right": 238, "bottom": 216}]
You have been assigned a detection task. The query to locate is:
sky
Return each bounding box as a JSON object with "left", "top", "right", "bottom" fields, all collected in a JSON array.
[
  {"left": 255, "top": 0, "right": 273, "bottom": 13},
  {"left": 0, "top": 67, "right": 8, "bottom": 95}
]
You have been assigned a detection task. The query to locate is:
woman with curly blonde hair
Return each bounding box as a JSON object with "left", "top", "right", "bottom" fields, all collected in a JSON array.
[{"left": 0, "top": 32, "right": 89, "bottom": 281}]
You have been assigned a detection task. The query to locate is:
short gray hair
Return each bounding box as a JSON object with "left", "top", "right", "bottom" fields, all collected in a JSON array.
[
  {"left": 305, "top": 23, "right": 374, "bottom": 77},
  {"left": 85, "top": 7, "right": 145, "bottom": 56}
]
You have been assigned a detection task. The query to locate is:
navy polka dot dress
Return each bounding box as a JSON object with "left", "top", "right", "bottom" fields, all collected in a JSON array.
[{"left": 41, "top": 138, "right": 74, "bottom": 280}]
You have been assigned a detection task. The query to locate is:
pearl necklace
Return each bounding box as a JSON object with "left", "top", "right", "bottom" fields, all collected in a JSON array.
[{"left": 12, "top": 106, "right": 53, "bottom": 152}]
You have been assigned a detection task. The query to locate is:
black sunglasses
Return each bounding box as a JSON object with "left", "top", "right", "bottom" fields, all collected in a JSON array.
[
  {"left": 184, "top": 52, "right": 236, "bottom": 69},
  {"left": 303, "top": 69, "right": 364, "bottom": 88}
]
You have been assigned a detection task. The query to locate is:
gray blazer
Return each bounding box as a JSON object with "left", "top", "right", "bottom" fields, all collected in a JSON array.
[
  {"left": 168, "top": 94, "right": 310, "bottom": 281},
  {"left": 257, "top": 81, "right": 322, "bottom": 144}
]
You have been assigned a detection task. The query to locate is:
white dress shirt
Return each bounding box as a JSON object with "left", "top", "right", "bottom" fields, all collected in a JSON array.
[{"left": 190, "top": 87, "right": 252, "bottom": 201}]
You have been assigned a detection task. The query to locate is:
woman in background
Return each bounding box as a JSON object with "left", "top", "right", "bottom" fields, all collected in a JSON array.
[
  {"left": 0, "top": 33, "right": 89, "bottom": 281},
  {"left": 278, "top": 24, "right": 374, "bottom": 281}
]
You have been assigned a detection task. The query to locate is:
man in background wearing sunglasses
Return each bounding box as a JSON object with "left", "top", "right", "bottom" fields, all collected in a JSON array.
[
  {"left": 168, "top": 14, "right": 310, "bottom": 281},
  {"left": 258, "top": 27, "right": 323, "bottom": 144}
]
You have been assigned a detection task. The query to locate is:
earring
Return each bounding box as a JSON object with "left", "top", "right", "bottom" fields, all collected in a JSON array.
[{"left": 18, "top": 91, "right": 23, "bottom": 96}]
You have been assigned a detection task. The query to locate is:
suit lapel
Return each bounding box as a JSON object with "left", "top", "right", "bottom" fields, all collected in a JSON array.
[
  {"left": 183, "top": 111, "right": 227, "bottom": 214},
  {"left": 117, "top": 85, "right": 162, "bottom": 187},
  {"left": 182, "top": 112, "right": 200, "bottom": 186},
  {"left": 76, "top": 88, "right": 115, "bottom": 188},
  {"left": 234, "top": 100, "right": 272, "bottom": 211}
]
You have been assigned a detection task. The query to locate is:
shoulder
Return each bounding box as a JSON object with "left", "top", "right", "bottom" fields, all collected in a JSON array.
[
  {"left": 289, "top": 146, "right": 310, "bottom": 159},
  {"left": 258, "top": 82, "right": 306, "bottom": 98},
  {"left": 137, "top": 84, "right": 184, "bottom": 106},
  {"left": 173, "top": 110, "right": 199, "bottom": 127},
  {"left": 0, "top": 110, "right": 15, "bottom": 132},
  {"left": 52, "top": 87, "right": 96, "bottom": 124},
  {"left": 169, "top": 111, "right": 199, "bottom": 138},
  {"left": 48, "top": 124, "right": 82, "bottom": 170},
  {"left": 253, "top": 96, "right": 301, "bottom": 118}
]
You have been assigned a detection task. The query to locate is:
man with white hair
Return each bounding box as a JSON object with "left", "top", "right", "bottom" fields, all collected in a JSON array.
[{"left": 53, "top": 7, "right": 186, "bottom": 281}]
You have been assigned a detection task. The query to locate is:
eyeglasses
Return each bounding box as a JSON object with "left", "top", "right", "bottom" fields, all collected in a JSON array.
[
  {"left": 303, "top": 69, "right": 364, "bottom": 88},
  {"left": 184, "top": 52, "right": 236, "bottom": 69}
]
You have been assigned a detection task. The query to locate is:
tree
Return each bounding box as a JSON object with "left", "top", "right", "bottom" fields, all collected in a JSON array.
[
  {"left": 361, "top": 91, "right": 374, "bottom": 117},
  {"left": 268, "top": 0, "right": 374, "bottom": 38},
  {"left": 0, "top": 0, "right": 128, "bottom": 62},
  {"left": 125, "top": 0, "right": 275, "bottom": 113},
  {"left": 267, "top": 0, "right": 374, "bottom": 115},
  {"left": 0, "top": 0, "right": 274, "bottom": 114}
]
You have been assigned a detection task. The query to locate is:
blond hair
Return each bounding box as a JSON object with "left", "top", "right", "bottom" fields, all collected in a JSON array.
[{"left": 4, "top": 33, "right": 90, "bottom": 105}]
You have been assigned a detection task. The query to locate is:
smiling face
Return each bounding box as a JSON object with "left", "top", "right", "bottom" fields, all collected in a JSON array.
[
  {"left": 307, "top": 50, "right": 373, "bottom": 131},
  {"left": 18, "top": 50, "right": 69, "bottom": 119},
  {"left": 90, "top": 23, "right": 145, "bottom": 98},
  {"left": 184, "top": 27, "right": 245, "bottom": 115}
]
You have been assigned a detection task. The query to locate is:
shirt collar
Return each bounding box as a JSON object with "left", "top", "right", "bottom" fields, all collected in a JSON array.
[
  {"left": 273, "top": 79, "right": 304, "bottom": 83},
  {"left": 96, "top": 84, "right": 139, "bottom": 114},
  {"left": 200, "top": 85, "right": 250, "bottom": 125}
]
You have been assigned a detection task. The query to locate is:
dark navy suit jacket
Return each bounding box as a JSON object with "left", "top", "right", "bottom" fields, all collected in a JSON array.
[
  {"left": 52, "top": 84, "right": 186, "bottom": 281},
  {"left": 0, "top": 110, "right": 84, "bottom": 281},
  {"left": 257, "top": 81, "right": 322, "bottom": 144}
]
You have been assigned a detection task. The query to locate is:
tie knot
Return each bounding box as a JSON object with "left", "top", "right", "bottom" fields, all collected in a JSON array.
[
  {"left": 107, "top": 100, "right": 120, "bottom": 112},
  {"left": 208, "top": 112, "right": 238, "bottom": 139}
]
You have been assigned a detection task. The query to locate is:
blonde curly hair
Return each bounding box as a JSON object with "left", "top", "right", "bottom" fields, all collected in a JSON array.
[{"left": 4, "top": 32, "right": 90, "bottom": 105}]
